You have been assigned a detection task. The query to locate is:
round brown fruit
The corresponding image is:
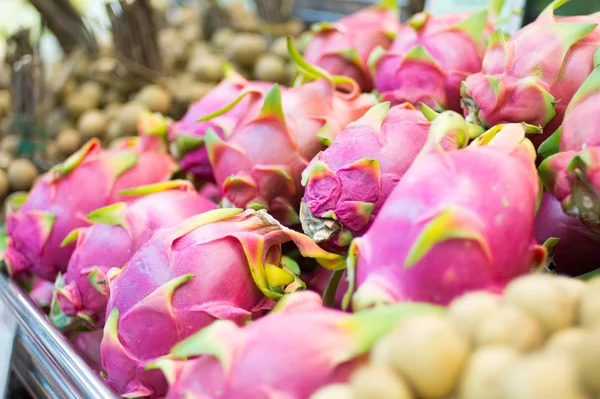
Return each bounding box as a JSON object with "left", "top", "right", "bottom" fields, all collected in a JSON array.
[
  {"left": 447, "top": 291, "right": 502, "bottom": 343},
  {"left": 504, "top": 274, "right": 581, "bottom": 336},
  {"left": 135, "top": 85, "right": 172, "bottom": 114},
  {"left": 117, "top": 102, "right": 148, "bottom": 136},
  {"left": 0, "top": 150, "right": 14, "bottom": 170},
  {"left": 77, "top": 110, "right": 108, "bottom": 140},
  {"left": 458, "top": 346, "right": 519, "bottom": 399},
  {"left": 546, "top": 327, "right": 586, "bottom": 359},
  {"left": 270, "top": 37, "right": 290, "bottom": 60},
  {"left": 387, "top": 314, "right": 470, "bottom": 399},
  {"left": 503, "top": 351, "right": 586, "bottom": 399},
  {"left": 254, "top": 54, "right": 286, "bottom": 83},
  {"left": 79, "top": 81, "right": 103, "bottom": 105},
  {"left": 350, "top": 364, "right": 413, "bottom": 399},
  {"left": 212, "top": 28, "right": 235, "bottom": 50},
  {"left": 187, "top": 54, "right": 225, "bottom": 83},
  {"left": 1, "top": 135, "right": 20, "bottom": 155},
  {"left": 575, "top": 328, "right": 600, "bottom": 394},
  {"left": 0, "top": 169, "right": 8, "bottom": 199},
  {"left": 579, "top": 277, "right": 600, "bottom": 329},
  {"left": 66, "top": 92, "right": 96, "bottom": 120},
  {"left": 7, "top": 159, "right": 38, "bottom": 191},
  {"left": 474, "top": 305, "right": 544, "bottom": 352},
  {"left": 57, "top": 129, "right": 82, "bottom": 157},
  {"left": 309, "top": 384, "right": 354, "bottom": 399},
  {"left": 228, "top": 33, "right": 267, "bottom": 69}
]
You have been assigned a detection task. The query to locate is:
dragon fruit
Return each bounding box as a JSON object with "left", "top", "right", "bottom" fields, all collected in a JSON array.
[
  {"left": 539, "top": 59, "right": 600, "bottom": 156},
  {"left": 300, "top": 102, "right": 474, "bottom": 251},
  {"left": 100, "top": 208, "right": 345, "bottom": 398},
  {"left": 461, "top": 0, "right": 600, "bottom": 145},
  {"left": 206, "top": 73, "right": 376, "bottom": 225},
  {"left": 302, "top": 0, "right": 401, "bottom": 92},
  {"left": 148, "top": 291, "right": 442, "bottom": 399},
  {"left": 346, "top": 113, "right": 546, "bottom": 310},
  {"left": 370, "top": 6, "right": 494, "bottom": 112},
  {"left": 69, "top": 329, "right": 104, "bottom": 372},
  {"left": 535, "top": 191, "right": 600, "bottom": 276},
  {"left": 168, "top": 65, "right": 271, "bottom": 182},
  {"left": 538, "top": 146, "right": 600, "bottom": 233},
  {"left": 303, "top": 268, "right": 349, "bottom": 309},
  {"left": 28, "top": 276, "right": 54, "bottom": 309},
  {"left": 51, "top": 180, "right": 217, "bottom": 329},
  {"left": 5, "top": 121, "right": 177, "bottom": 281}
]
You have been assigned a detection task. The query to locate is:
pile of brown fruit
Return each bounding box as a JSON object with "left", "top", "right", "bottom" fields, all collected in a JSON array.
[
  {"left": 313, "top": 273, "right": 600, "bottom": 399},
  {"left": 0, "top": 1, "right": 305, "bottom": 209}
]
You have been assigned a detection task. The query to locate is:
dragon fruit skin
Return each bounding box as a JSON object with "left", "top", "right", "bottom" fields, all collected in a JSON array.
[
  {"left": 303, "top": 0, "right": 401, "bottom": 92},
  {"left": 535, "top": 191, "right": 600, "bottom": 276},
  {"left": 5, "top": 133, "right": 177, "bottom": 281},
  {"left": 301, "top": 102, "right": 447, "bottom": 250},
  {"left": 371, "top": 9, "right": 490, "bottom": 112},
  {"left": 348, "top": 119, "right": 546, "bottom": 310},
  {"left": 69, "top": 329, "right": 104, "bottom": 372},
  {"left": 28, "top": 276, "right": 55, "bottom": 309},
  {"left": 100, "top": 209, "right": 345, "bottom": 398},
  {"left": 149, "top": 291, "right": 442, "bottom": 399},
  {"left": 539, "top": 147, "right": 600, "bottom": 233},
  {"left": 54, "top": 181, "right": 217, "bottom": 328},
  {"left": 207, "top": 81, "right": 376, "bottom": 225},
  {"left": 461, "top": 1, "right": 600, "bottom": 144},
  {"left": 303, "top": 268, "right": 349, "bottom": 309},
  {"left": 553, "top": 62, "right": 600, "bottom": 152},
  {"left": 168, "top": 69, "right": 272, "bottom": 182}
]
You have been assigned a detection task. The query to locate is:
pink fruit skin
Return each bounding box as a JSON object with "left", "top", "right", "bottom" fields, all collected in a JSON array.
[
  {"left": 56, "top": 183, "right": 217, "bottom": 327},
  {"left": 303, "top": 5, "right": 401, "bottom": 92},
  {"left": 5, "top": 138, "right": 176, "bottom": 281},
  {"left": 162, "top": 292, "right": 362, "bottom": 399},
  {"left": 301, "top": 103, "right": 434, "bottom": 248},
  {"left": 70, "top": 329, "right": 104, "bottom": 372},
  {"left": 373, "top": 11, "right": 489, "bottom": 112},
  {"left": 535, "top": 192, "right": 600, "bottom": 276},
  {"left": 168, "top": 78, "right": 272, "bottom": 182},
  {"left": 28, "top": 277, "right": 54, "bottom": 308},
  {"left": 100, "top": 209, "right": 342, "bottom": 398},
  {"left": 303, "top": 268, "right": 349, "bottom": 309},
  {"left": 351, "top": 136, "right": 544, "bottom": 309},
  {"left": 462, "top": 8, "right": 600, "bottom": 145},
  {"left": 207, "top": 81, "right": 376, "bottom": 225}
]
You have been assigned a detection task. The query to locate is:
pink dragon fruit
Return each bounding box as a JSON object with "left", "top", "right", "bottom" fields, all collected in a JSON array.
[
  {"left": 100, "top": 208, "right": 345, "bottom": 398},
  {"left": 168, "top": 65, "right": 271, "bottom": 182},
  {"left": 539, "top": 59, "right": 600, "bottom": 156},
  {"left": 535, "top": 191, "right": 600, "bottom": 276},
  {"left": 303, "top": 268, "right": 349, "bottom": 309},
  {"left": 461, "top": 0, "right": 600, "bottom": 146},
  {"left": 69, "top": 329, "right": 104, "bottom": 372},
  {"left": 5, "top": 121, "right": 177, "bottom": 281},
  {"left": 148, "top": 291, "right": 442, "bottom": 399},
  {"left": 370, "top": 6, "right": 494, "bottom": 112},
  {"left": 206, "top": 75, "right": 376, "bottom": 225},
  {"left": 28, "top": 276, "right": 55, "bottom": 309},
  {"left": 302, "top": 0, "right": 401, "bottom": 92},
  {"left": 51, "top": 180, "right": 217, "bottom": 330},
  {"left": 346, "top": 113, "right": 546, "bottom": 310},
  {"left": 538, "top": 146, "right": 600, "bottom": 233},
  {"left": 300, "top": 102, "right": 474, "bottom": 251}
]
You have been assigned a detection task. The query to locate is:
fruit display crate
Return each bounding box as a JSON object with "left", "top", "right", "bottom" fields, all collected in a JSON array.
[
  {"left": 294, "top": 0, "right": 410, "bottom": 22},
  {"left": 0, "top": 272, "right": 116, "bottom": 399}
]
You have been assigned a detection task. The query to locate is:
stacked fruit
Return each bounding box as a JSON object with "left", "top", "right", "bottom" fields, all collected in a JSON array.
[
  {"left": 0, "top": 1, "right": 302, "bottom": 209},
  {"left": 313, "top": 273, "right": 600, "bottom": 399},
  {"left": 2, "top": 0, "right": 600, "bottom": 398}
]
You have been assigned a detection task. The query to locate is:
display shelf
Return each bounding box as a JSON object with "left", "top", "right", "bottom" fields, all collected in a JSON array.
[
  {"left": 0, "top": 272, "right": 116, "bottom": 399},
  {"left": 294, "top": 0, "right": 410, "bottom": 22}
]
